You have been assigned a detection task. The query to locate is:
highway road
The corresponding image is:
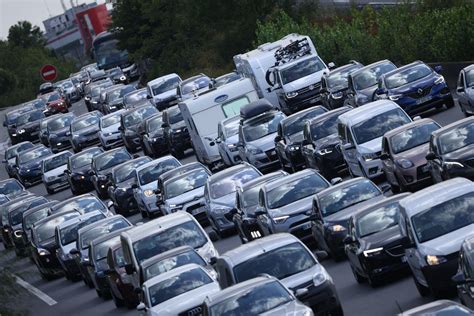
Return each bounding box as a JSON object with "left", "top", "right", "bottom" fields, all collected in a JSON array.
[{"left": 0, "top": 98, "right": 465, "bottom": 316}]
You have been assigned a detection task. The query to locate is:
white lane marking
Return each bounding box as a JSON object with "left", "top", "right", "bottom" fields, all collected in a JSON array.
[{"left": 14, "top": 275, "right": 57, "bottom": 306}]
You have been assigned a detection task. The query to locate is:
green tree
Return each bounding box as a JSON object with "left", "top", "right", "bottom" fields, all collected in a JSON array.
[{"left": 7, "top": 21, "right": 45, "bottom": 48}]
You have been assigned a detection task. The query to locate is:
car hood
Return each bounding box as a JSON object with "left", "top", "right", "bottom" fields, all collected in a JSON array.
[
  {"left": 419, "top": 224, "right": 474, "bottom": 256},
  {"left": 324, "top": 196, "right": 385, "bottom": 227},
  {"left": 287, "top": 132, "right": 304, "bottom": 144},
  {"left": 390, "top": 75, "right": 437, "bottom": 94},
  {"left": 97, "top": 167, "right": 115, "bottom": 177},
  {"left": 225, "top": 134, "right": 239, "bottom": 146},
  {"left": 21, "top": 159, "right": 45, "bottom": 170},
  {"left": 357, "top": 86, "right": 377, "bottom": 99},
  {"left": 281, "top": 264, "right": 319, "bottom": 290},
  {"left": 314, "top": 133, "right": 340, "bottom": 150},
  {"left": 139, "top": 181, "right": 158, "bottom": 192},
  {"left": 101, "top": 124, "right": 120, "bottom": 134},
  {"left": 392, "top": 143, "right": 429, "bottom": 164},
  {"left": 261, "top": 301, "right": 310, "bottom": 316},
  {"left": 75, "top": 126, "right": 99, "bottom": 136},
  {"left": 444, "top": 143, "right": 474, "bottom": 161},
  {"left": 283, "top": 70, "right": 325, "bottom": 91},
  {"left": 358, "top": 137, "right": 383, "bottom": 154},
  {"left": 165, "top": 187, "right": 205, "bottom": 206},
  {"left": 61, "top": 242, "right": 76, "bottom": 255},
  {"left": 211, "top": 193, "right": 236, "bottom": 209},
  {"left": 154, "top": 89, "right": 176, "bottom": 101},
  {"left": 116, "top": 177, "right": 136, "bottom": 189},
  {"left": 44, "top": 165, "right": 67, "bottom": 177},
  {"left": 19, "top": 121, "right": 40, "bottom": 131},
  {"left": 51, "top": 127, "right": 70, "bottom": 137},
  {"left": 149, "top": 282, "right": 220, "bottom": 316},
  {"left": 39, "top": 237, "right": 57, "bottom": 251},
  {"left": 248, "top": 133, "right": 277, "bottom": 152},
  {"left": 72, "top": 165, "right": 91, "bottom": 175},
  {"left": 269, "top": 195, "right": 313, "bottom": 218},
  {"left": 360, "top": 225, "right": 404, "bottom": 250}
]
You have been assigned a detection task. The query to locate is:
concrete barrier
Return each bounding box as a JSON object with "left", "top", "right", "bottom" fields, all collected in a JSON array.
[{"left": 428, "top": 61, "right": 473, "bottom": 89}]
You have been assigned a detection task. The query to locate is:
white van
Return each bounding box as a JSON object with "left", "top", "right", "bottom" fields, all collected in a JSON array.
[
  {"left": 338, "top": 100, "right": 412, "bottom": 179},
  {"left": 233, "top": 34, "right": 316, "bottom": 108},
  {"left": 179, "top": 78, "right": 259, "bottom": 170},
  {"left": 120, "top": 211, "right": 218, "bottom": 288}
]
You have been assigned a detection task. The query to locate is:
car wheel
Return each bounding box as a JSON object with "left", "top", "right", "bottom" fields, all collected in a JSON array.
[
  {"left": 112, "top": 291, "right": 124, "bottom": 308},
  {"left": 350, "top": 265, "right": 364, "bottom": 284},
  {"left": 40, "top": 271, "right": 54, "bottom": 281},
  {"left": 413, "top": 275, "right": 430, "bottom": 297},
  {"left": 140, "top": 208, "right": 148, "bottom": 219},
  {"left": 96, "top": 289, "right": 102, "bottom": 298},
  {"left": 70, "top": 184, "right": 78, "bottom": 195},
  {"left": 367, "top": 274, "right": 381, "bottom": 288},
  {"left": 46, "top": 187, "right": 54, "bottom": 195},
  {"left": 445, "top": 96, "right": 455, "bottom": 109}
]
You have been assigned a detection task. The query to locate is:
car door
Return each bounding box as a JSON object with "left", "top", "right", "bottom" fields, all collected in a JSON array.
[
  {"left": 457, "top": 71, "right": 467, "bottom": 110},
  {"left": 301, "top": 124, "right": 317, "bottom": 169},
  {"left": 344, "top": 76, "right": 356, "bottom": 107},
  {"left": 401, "top": 213, "right": 424, "bottom": 284},
  {"left": 381, "top": 137, "right": 397, "bottom": 185},
  {"left": 310, "top": 199, "right": 327, "bottom": 251},
  {"left": 345, "top": 218, "right": 363, "bottom": 274},
  {"left": 339, "top": 123, "right": 361, "bottom": 176},
  {"left": 255, "top": 190, "right": 272, "bottom": 236}
]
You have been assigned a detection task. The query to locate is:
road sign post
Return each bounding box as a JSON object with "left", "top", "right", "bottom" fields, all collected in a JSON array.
[{"left": 40, "top": 64, "right": 58, "bottom": 82}]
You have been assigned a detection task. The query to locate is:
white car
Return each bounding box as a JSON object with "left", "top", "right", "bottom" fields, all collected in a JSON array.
[
  {"left": 98, "top": 110, "right": 125, "bottom": 150},
  {"left": 137, "top": 264, "right": 220, "bottom": 316},
  {"left": 41, "top": 151, "right": 73, "bottom": 194}
]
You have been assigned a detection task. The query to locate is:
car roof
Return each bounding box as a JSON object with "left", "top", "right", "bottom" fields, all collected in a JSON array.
[
  {"left": 135, "top": 156, "right": 180, "bottom": 173},
  {"left": 5, "top": 195, "right": 43, "bottom": 211},
  {"left": 112, "top": 157, "right": 151, "bottom": 175},
  {"left": 220, "top": 233, "right": 302, "bottom": 267},
  {"left": 22, "top": 201, "right": 57, "bottom": 218},
  {"left": 324, "top": 61, "right": 363, "bottom": 77},
  {"left": 383, "top": 118, "right": 439, "bottom": 139},
  {"left": 140, "top": 245, "right": 195, "bottom": 269},
  {"left": 43, "top": 150, "right": 72, "bottom": 161},
  {"left": 70, "top": 146, "right": 103, "bottom": 158},
  {"left": 51, "top": 193, "right": 99, "bottom": 210},
  {"left": 382, "top": 60, "right": 426, "bottom": 79},
  {"left": 307, "top": 106, "right": 352, "bottom": 125},
  {"left": 208, "top": 163, "right": 257, "bottom": 184},
  {"left": 121, "top": 212, "right": 194, "bottom": 243},
  {"left": 350, "top": 59, "right": 394, "bottom": 77},
  {"left": 57, "top": 210, "right": 105, "bottom": 230},
  {"left": 400, "top": 178, "right": 474, "bottom": 217},
  {"left": 239, "top": 171, "right": 287, "bottom": 192},
  {"left": 90, "top": 227, "right": 130, "bottom": 247},
  {"left": 463, "top": 64, "right": 474, "bottom": 72},
  {"left": 280, "top": 106, "right": 327, "bottom": 128},
  {"left": 262, "top": 169, "right": 323, "bottom": 192},
  {"left": 95, "top": 147, "right": 128, "bottom": 159},
  {"left": 353, "top": 193, "right": 411, "bottom": 222},
  {"left": 338, "top": 100, "right": 401, "bottom": 126},
  {"left": 159, "top": 162, "right": 209, "bottom": 183},
  {"left": 6, "top": 141, "right": 33, "bottom": 151},
  {"left": 148, "top": 74, "right": 180, "bottom": 86},
  {"left": 33, "top": 210, "right": 80, "bottom": 228},
  {"left": 315, "top": 177, "right": 378, "bottom": 199},
  {"left": 142, "top": 263, "right": 208, "bottom": 289},
  {"left": 431, "top": 116, "right": 474, "bottom": 138}
]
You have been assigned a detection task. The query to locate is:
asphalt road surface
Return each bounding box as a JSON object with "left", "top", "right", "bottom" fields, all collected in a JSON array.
[{"left": 0, "top": 98, "right": 465, "bottom": 316}]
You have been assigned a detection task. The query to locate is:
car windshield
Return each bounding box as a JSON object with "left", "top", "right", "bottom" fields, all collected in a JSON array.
[
  {"left": 124, "top": 89, "right": 148, "bottom": 106},
  {"left": 152, "top": 77, "right": 181, "bottom": 95},
  {"left": 209, "top": 281, "right": 292, "bottom": 316},
  {"left": 267, "top": 174, "right": 328, "bottom": 209},
  {"left": 167, "top": 107, "right": 183, "bottom": 125},
  {"left": 243, "top": 112, "right": 285, "bottom": 142},
  {"left": 352, "top": 108, "right": 411, "bottom": 144},
  {"left": 438, "top": 122, "right": 474, "bottom": 154},
  {"left": 385, "top": 64, "right": 432, "bottom": 89},
  {"left": 466, "top": 69, "right": 474, "bottom": 87},
  {"left": 60, "top": 213, "right": 106, "bottom": 245},
  {"left": 0, "top": 181, "right": 23, "bottom": 196},
  {"left": 107, "top": 88, "right": 123, "bottom": 102},
  {"left": 48, "top": 115, "right": 74, "bottom": 131},
  {"left": 62, "top": 81, "right": 73, "bottom": 89},
  {"left": 10, "top": 198, "right": 48, "bottom": 226},
  {"left": 138, "top": 160, "right": 180, "bottom": 185},
  {"left": 310, "top": 113, "right": 340, "bottom": 141},
  {"left": 148, "top": 116, "right": 164, "bottom": 132},
  {"left": 71, "top": 148, "right": 102, "bottom": 169},
  {"left": 44, "top": 152, "right": 71, "bottom": 172},
  {"left": 412, "top": 192, "right": 474, "bottom": 243},
  {"left": 280, "top": 56, "right": 326, "bottom": 85},
  {"left": 326, "top": 65, "right": 360, "bottom": 90},
  {"left": 119, "top": 86, "right": 135, "bottom": 98},
  {"left": 210, "top": 169, "right": 260, "bottom": 200},
  {"left": 133, "top": 221, "right": 207, "bottom": 263},
  {"left": 164, "top": 169, "right": 209, "bottom": 200},
  {"left": 16, "top": 111, "right": 44, "bottom": 125},
  {"left": 144, "top": 250, "right": 206, "bottom": 282},
  {"left": 52, "top": 196, "right": 106, "bottom": 215},
  {"left": 390, "top": 122, "right": 440, "bottom": 154},
  {"left": 113, "top": 247, "right": 127, "bottom": 268},
  {"left": 148, "top": 268, "right": 212, "bottom": 307},
  {"left": 234, "top": 242, "right": 316, "bottom": 282},
  {"left": 47, "top": 93, "right": 61, "bottom": 102},
  {"left": 6, "top": 143, "right": 34, "bottom": 160},
  {"left": 101, "top": 114, "right": 121, "bottom": 128},
  {"left": 319, "top": 181, "right": 381, "bottom": 217},
  {"left": 357, "top": 201, "right": 400, "bottom": 238},
  {"left": 36, "top": 212, "right": 79, "bottom": 243},
  {"left": 241, "top": 178, "right": 281, "bottom": 208},
  {"left": 283, "top": 108, "right": 327, "bottom": 137},
  {"left": 24, "top": 207, "right": 49, "bottom": 231},
  {"left": 181, "top": 76, "right": 211, "bottom": 95},
  {"left": 224, "top": 120, "right": 239, "bottom": 137},
  {"left": 80, "top": 218, "right": 130, "bottom": 249},
  {"left": 95, "top": 150, "right": 130, "bottom": 171},
  {"left": 353, "top": 62, "right": 396, "bottom": 90},
  {"left": 124, "top": 106, "right": 157, "bottom": 128},
  {"left": 19, "top": 147, "right": 50, "bottom": 164},
  {"left": 72, "top": 116, "right": 99, "bottom": 132},
  {"left": 113, "top": 159, "right": 149, "bottom": 183},
  {"left": 94, "top": 236, "right": 120, "bottom": 261}
]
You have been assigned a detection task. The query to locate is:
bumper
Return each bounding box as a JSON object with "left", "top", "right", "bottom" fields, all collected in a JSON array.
[
  {"left": 18, "top": 131, "right": 40, "bottom": 142},
  {"left": 44, "top": 176, "right": 69, "bottom": 191},
  {"left": 396, "top": 164, "right": 432, "bottom": 190},
  {"left": 123, "top": 135, "right": 141, "bottom": 150},
  {"left": 360, "top": 158, "right": 384, "bottom": 179},
  {"left": 325, "top": 231, "right": 348, "bottom": 257},
  {"left": 183, "top": 203, "right": 208, "bottom": 225},
  {"left": 148, "top": 138, "right": 169, "bottom": 155},
  {"left": 49, "top": 139, "right": 72, "bottom": 153},
  {"left": 399, "top": 91, "right": 453, "bottom": 116},
  {"left": 60, "top": 258, "right": 81, "bottom": 277},
  {"left": 297, "top": 280, "right": 341, "bottom": 315},
  {"left": 18, "top": 170, "right": 43, "bottom": 186},
  {"left": 248, "top": 153, "right": 280, "bottom": 173},
  {"left": 210, "top": 212, "right": 235, "bottom": 234},
  {"left": 100, "top": 133, "right": 123, "bottom": 149},
  {"left": 360, "top": 252, "right": 408, "bottom": 279},
  {"left": 93, "top": 180, "right": 109, "bottom": 197},
  {"left": 421, "top": 256, "right": 458, "bottom": 292},
  {"left": 170, "top": 132, "right": 192, "bottom": 150},
  {"left": 113, "top": 191, "right": 137, "bottom": 211},
  {"left": 446, "top": 167, "right": 474, "bottom": 181},
  {"left": 94, "top": 273, "right": 110, "bottom": 294},
  {"left": 35, "top": 254, "right": 63, "bottom": 276}
]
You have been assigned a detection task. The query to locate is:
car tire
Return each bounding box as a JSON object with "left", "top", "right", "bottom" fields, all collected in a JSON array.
[
  {"left": 445, "top": 96, "right": 455, "bottom": 109},
  {"left": 96, "top": 289, "right": 102, "bottom": 298},
  {"left": 413, "top": 275, "right": 430, "bottom": 297},
  {"left": 112, "top": 292, "right": 124, "bottom": 308},
  {"left": 46, "top": 187, "right": 54, "bottom": 195},
  {"left": 367, "top": 274, "right": 382, "bottom": 288},
  {"left": 350, "top": 265, "right": 364, "bottom": 284},
  {"left": 140, "top": 209, "right": 148, "bottom": 219}
]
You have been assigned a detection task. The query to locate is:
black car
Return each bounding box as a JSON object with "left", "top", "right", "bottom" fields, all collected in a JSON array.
[
  {"left": 311, "top": 178, "right": 384, "bottom": 260},
  {"left": 301, "top": 107, "right": 351, "bottom": 179},
  {"left": 119, "top": 104, "right": 158, "bottom": 152},
  {"left": 15, "top": 145, "right": 53, "bottom": 187},
  {"left": 70, "top": 113, "right": 102, "bottom": 153},
  {"left": 4, "top": 106, "right": 35, "bottom": 144},
  {"left": 0, "top": 194, "right": 36, "bottom": 249},
  {"left": 107, "top": 156, "right": 151, "bottom": 215},
  {"left": 46, "top": 113, "right": 76, "bottom": 153},
  {"left": 231, "top": 171, "right": 287, "bottom": 244},
  {"left": 275, "top": 106, "right": 327, "bottom": 172},
  {"left": 30, "top": 210, "right": 81, "bottom": 280},
  {"left": 66, "top": 147, "right": 104, "bottom": 195},
  {"left": 91, "top": 147, "right": 134, "bottom": 199},
  {"left": 345, "top": 193, "right": 411, "bottom": 287},
  {"left": 106, "top": 67, "right": 127, "bottom": 84},
  {"left": 141, "top": 114, "right": 168, "bottom": 158},
  {"left": 85, "top": 80, "right": 114, "bottom": 112},
  {"left": 457, "top": 64, "right": 474, "bottom": 117},
  {"left": 162, "top": 105, "right": 191, "bottom": 158},
  {"left": 48, "top": 193, "right": 112, "bottom": 217},
  {"left": 320, "top": 61, "right": 363, "bottom": 110},
  {"left": 104, "top": 84, "right": 136, "bottom": 114},
  {"left": 14, "top": 109, "right": 45, "bottom": 142},
  {"left": 453, "top": 235, "right": 474, "bottom": 309},
  {"left": 426, "top": 116, "right": 474, "bottom": 182},
  {"left": 38, "top": 115, "right": 59, "bottom": 146},
  {"left": 3, "top": 142, "right": 34, "bottom": 178}
]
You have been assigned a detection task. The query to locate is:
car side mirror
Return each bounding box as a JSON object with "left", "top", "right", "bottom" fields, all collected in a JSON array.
[
  {"left": 124, "top": 263, "right": 135, "bottom": 275},
  {"left": 315, "top": 250, "right": 329, "bottom": 261},
  {"left": 330, "top": 177, "right": 342, "bottom": 185},
  {"left": 452, "top": 272, "right": 471, "bottom": 285},
  {"left": 107, "top": 201, "right": 114, "bottom": 209},
  {"left": 69, "top": 248, "right": 79, "bottom": 255},
  {"left": 215, "top": 138, "right": 222, "bottom": 144},
  {"left": 131, "top": 183, "right": 138, "bottom": 189},
  {"left": 327, "top": 62, "right": 336, "bottom": 69},
  {"left": 208, "top": 231, "right": 219, "bottom": 242},
  {"left": 274, "top": 135, "right": 282, "bottom": 143},
  {"left": 254, "top": 209, "right": 266, "bottom": 217},
  {"left": 136, "top": 302, "right": 146, "bottom": 312},
  {"left": 146, "top": 94, "right": 152, "bottom": 99},
  {"left": 434, "top": 65, "right": 443, "bottom": 73},
  {"left": 425, "top": 152, "right": 436, "bottom": 160},
  {"left": 343, "top": 235, "right": 356, "bottom": 245},
  {"left": 380, "top": 153, "right": 389, "bottom": 160},
  {"left": 209, "top": 256, "right": 217, "bottom": 265},
  {"left": 64, "top": 169, "right": 71, "bottom": 174},
  {"left": 413, "top": 116, "right": 421, "bottom": 121},
  {"left": 209, "top": 141, "right": 215, "bottom": 146}
]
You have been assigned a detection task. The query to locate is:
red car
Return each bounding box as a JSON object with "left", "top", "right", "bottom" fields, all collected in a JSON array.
[{"left": 44, "top": 92, "right": 68, "bottom": 116}]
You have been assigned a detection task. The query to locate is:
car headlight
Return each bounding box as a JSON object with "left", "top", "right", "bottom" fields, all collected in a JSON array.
[
  {"left": 65, "top": 131, "right": 71, "bottom": 136},
  {"left": 17, "top": 129, "right": 26, "bottom": 134},
  {"left": 247, "top": 145, "right": 263, "bottom": 155},
  {"left": 443, "top": 161, "right": 464, "bottom": 169},
  {"left": 13, "top": 230, "right": 23, "bottom": 238},
  {"left": 312, "top": 264, "right": 331, "bottom": 287},
  {"left": 144, "top": 190, "right": 154, "bottom": 197},
  {"left": 329, "top": 224, "right": 346, "bottom": 232},
  {"left": 426, "top": 255, "right": 447, "bottom": 266},
  {"left": 212, "top": 208, "right": 230, "bottom": 215},
  {"left": 363, "top": 247, "right": 384, "bottom": 257},
  {"left": 174, "top": 129, "right": 183, "bottom": 133},
  {"left": 331, "top": 91, "right": 343, "bottom": 99},
  {"left": 317, "top": 148, "right": 333, "bottom": 156},
  {"left": 396, "top": 159, "right": 414, "bottom": 169},
  {"left": 272, "top": 215, "right": 289, "bottom": 224},
  {"left": 120, "top": 75, "right": 127, "bottom": 81},
  {"left": 85, "top": 96, "right": 91, "bottom": 101},
  {"left": 124, "top": 130, "right": 136, "bottom": 137},
  {"left": 91, "top": 100, "right": 98, "bottom": 104},
  {"left": 362, "top": 153, "right": 379, "bottom": 162},
  {"left": 286, "top": 91, "right": 298, "bottom": 99},
  {"left": 38, "top": 248, "right": 50, "bottom": 256},
  {"left": 389, "top": 94, "right": 402, "bottom": 101},
  {"left": 227, "top": 143, "right": 238, "bottom": 152},
  {"left": 434, "top": 76, "right": 445, "bottom": 85},
  {"left": 288, "top": 145, "right": 300, "bottom": 152},
  {"left": 46, "top": 175, "right": 56, "bottom": 181}
]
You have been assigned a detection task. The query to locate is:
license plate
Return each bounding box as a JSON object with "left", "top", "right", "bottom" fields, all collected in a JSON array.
[
  {"left": 416, "top": 95, "right": 432, "bottom": 105},
  {"left": 401, "top": 256, "right": 407, "bottom": 263}
]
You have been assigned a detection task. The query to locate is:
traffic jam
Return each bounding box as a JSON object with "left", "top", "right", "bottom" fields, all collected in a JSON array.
[{"left": 1, "top": 33, "right": 474, "bottom": 316}]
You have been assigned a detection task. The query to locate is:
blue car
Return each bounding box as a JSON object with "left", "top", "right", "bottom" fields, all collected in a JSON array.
[{"left": 374, "top": 61, "right": 454, "bottom": 116}]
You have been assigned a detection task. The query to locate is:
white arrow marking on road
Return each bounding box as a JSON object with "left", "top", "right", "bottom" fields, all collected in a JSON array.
[{"left": 15, "top": 275, "right": 57, "bottom": 306}]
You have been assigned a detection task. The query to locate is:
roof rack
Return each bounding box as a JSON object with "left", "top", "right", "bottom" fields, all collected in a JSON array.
[{"left": 274, "top": 38, "right": 312, "bottom": 65}]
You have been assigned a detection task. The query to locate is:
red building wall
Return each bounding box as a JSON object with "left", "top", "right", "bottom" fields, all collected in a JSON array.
[{"left": 76, "top": 4, "right": 110, "bottom": 53}]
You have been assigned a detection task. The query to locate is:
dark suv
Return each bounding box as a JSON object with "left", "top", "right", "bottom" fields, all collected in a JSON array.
[
  {"left": 321, "top": 61, "right": 363, "bottom": 110},
  {"left": 14, "top": 110, "right": 45, "bottom": 143},
  {"left": 162, "top": 105, "right": 191, "bottom": 158},
  {"left": 120, "top": 104, "right": 158, "bottom": 152}
]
